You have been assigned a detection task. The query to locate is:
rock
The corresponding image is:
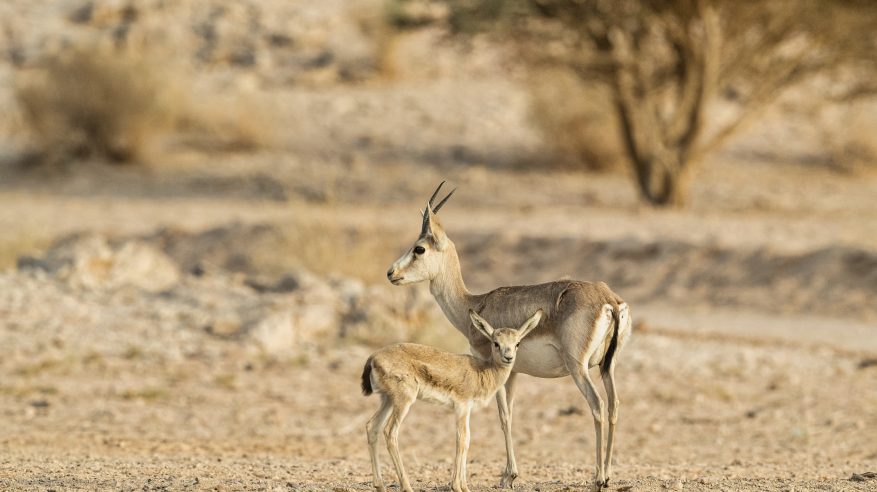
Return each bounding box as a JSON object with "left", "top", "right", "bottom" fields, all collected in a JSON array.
[
  {"left": 19, "top": 234, "right": 180, "bottom": 292},
  {"left": 29, "top": 399, "right": 50, "bottom": 408},
  {"left": 248, "top": 296, "right": 342, "bottom": 354},
  {"left": 294, "top": 299, "right": 342, "bottom": 344},
  {"left": 558, "top": 405, "right": 583, "bottom": 416},
  {"left": 68, "top": 2, "right": 95, "bottom": 24},
  {"left": 246, "top": 273, "right": 302, "bottom": 293},
  {"left": 329, "top": 276, "right": 365, "bottom": 306},
  {"left": 204, "top": 314, "right": 245, "bottom": 339},
  {"left": 850, "top": 472, "right": 877, "bottom": 482},
  {"left": 250, "top": 311, "right": 295, "bottom": 355}
]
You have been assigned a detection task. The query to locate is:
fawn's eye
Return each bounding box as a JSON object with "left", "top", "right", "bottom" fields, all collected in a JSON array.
[
  {"left": 413, "top": 246, "right": 426, "bottom": 255},
  {"left": 493, "top": 342, "right": 500, "bottom": 348},
  {"left": 516, "top": 343, "right": 520, "bottom": 348}
]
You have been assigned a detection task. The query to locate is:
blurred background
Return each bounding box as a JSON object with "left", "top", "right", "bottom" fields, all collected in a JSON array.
[{"left": 0, "top": 0, "right": 875, "bottom": 490}]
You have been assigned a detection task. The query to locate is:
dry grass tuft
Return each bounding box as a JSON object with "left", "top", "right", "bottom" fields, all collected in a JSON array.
[
  {"left": 212, "top": 373, "right": 237, "bottom": 390},
  {"left": 16, "top": 43, "right": 179, "bottom": 166},
  {"left": 119, "top": 386, "right": 168, "bottom": 401},
  {"left": 122, "top": 345, "right": 145, "bottom": 360},
  {"left": 528, "top": 67, "right": 624, "bottom": 172},
  {"left": 13, "top": 358, "right": 66, "bottom": 377},
  {"left": 14, "top": 41, "right": 277, "bottom": 167},
  {"left": 0, "top": 384, "right": 59, "bottom": 397}
]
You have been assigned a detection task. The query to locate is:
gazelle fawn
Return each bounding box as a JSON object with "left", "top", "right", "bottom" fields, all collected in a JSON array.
[
  {"left": 387, "top": 182, "right": 632, "bottom": 491},
  {"left": 362, "top": 309, "right": 544, "bottom": 492}
]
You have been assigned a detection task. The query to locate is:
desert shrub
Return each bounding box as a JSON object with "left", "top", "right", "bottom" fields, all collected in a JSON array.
[
  {"left": 15, "top": 40, "right": 277, "bottom": 167},
  {"left": 446, "top": 0, "right": 877, "bottom": 207},
  {"left": 16, "top": 43, "right": 179, "bottom": 165},
  {"left": 528, "top": 67, "right": 623, "bottom": 172}
]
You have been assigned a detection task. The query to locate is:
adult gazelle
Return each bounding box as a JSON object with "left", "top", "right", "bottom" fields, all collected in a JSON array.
[{"left": 387, "top": 183, "right": 632, "bottom": 490}]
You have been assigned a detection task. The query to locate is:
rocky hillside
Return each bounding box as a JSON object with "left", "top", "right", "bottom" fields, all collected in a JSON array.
[{"left": 3, "top": 231, "right": 456, "bottom": 378}]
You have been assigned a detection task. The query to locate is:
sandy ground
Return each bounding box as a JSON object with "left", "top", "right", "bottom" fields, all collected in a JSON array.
[{"left": 2, "top": 318, "right": 876, "bottom": 491}]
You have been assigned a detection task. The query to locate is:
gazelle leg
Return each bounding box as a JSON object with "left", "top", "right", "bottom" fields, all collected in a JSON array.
[
  {"left": 452, "top": 403, "right": 472, "bottom": 492},
  {"left": 569, "top": 364, "right": 605, "bottom": 491},
  {"left": 366, "top": 396, "right": 393, "bottom": 491},
  {"left": 496, "top": 372, "right": 519, "bottom": 488},
  {"left": 384, "top": 398, "right": 414, "bottom": 492},
  {"left": 601, "top": 361, "right": 619, "bottom": 487}
]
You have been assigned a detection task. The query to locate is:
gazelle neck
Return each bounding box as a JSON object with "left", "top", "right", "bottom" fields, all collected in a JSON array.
[
  {"left": 472, "top": 357, "right": 514, "bottom": 394},
  {"left": 429, "top": 240, "right": 474, "bottom": 333}
]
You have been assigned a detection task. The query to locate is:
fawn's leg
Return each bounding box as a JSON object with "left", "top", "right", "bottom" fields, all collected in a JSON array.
[
  {"left": 384, "top": 398, "right": 414, "bottom": 492},
  {"left": 366, "top": 396, "right": 393, "bottom": 491},
  {"left": 451, "top": 403, "right": 473, "bottom": 492},
  {"left": 496, "top": 372, "right": 519, "bottom": 488}
]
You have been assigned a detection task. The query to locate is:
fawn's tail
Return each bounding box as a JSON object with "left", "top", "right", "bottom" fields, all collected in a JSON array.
[{"left": 361, "top": 356, "right": 374, "bottom": 396}]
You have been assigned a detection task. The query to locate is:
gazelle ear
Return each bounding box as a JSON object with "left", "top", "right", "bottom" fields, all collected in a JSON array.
[
  {"left": 468, "top": 309, "right": 494, "bottom": 340},
  {"left": 424, "top": 204, "right": 448, "bottom": 249},
  {"left": 517, "top": 309, "right": 543, "bottom": 339}
]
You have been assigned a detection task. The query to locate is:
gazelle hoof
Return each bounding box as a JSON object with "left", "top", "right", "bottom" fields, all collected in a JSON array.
[{"left": 499, "top": 471, "right": 518, "bottom": 489}]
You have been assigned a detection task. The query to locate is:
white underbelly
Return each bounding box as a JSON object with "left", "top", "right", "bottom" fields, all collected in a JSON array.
[
  {"left": 512, "top": 337, "right": 568, "bottom": 378},
  {"left": 417, "top": 385, "right": 455, "bottom": 406},
  {"left": 416, "top": 385, "right": 495, "bottom": 408}
]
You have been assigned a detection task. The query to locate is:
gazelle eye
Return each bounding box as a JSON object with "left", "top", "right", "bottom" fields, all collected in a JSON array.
[
  {"left": 493, "top": 342, "right": 499, "bottom": 348},
  {"left": 516, "top": 343, "right": 520, "bottom": 348},
  {"left": 414, "top": 246, "right": 426, "bottom": 255}
]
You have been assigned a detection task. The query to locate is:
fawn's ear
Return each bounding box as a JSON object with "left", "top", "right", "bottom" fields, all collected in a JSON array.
[
  {"left": 468, "top": 309, "right": 494, "bottom": 340},
  {"left": 517, "top": 309, "right": 543, "bottom": 339}
]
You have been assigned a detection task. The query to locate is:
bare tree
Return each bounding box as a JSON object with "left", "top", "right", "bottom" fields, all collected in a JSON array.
[{"left": 446, "top": 0, "right": 877, "bottom": 206}]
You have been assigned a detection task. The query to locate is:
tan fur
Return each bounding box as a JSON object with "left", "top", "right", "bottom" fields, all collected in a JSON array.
[
  {"left": 387, "top": 202, "right": 633, "bottom": 491},
  {"left": 371, "top": 344, "right": 505, "bottom": 404},
  {"left": 364, "top": 311, "right": 542, "bottom": 492}
]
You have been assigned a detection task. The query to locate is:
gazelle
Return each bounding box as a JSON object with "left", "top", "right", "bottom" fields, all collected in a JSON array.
[
  {"left": 386, "top": 182, "right": 632, "bottom": 491},
  {"left": 362, "top": 309, "right": 544, "bottom": 492}
]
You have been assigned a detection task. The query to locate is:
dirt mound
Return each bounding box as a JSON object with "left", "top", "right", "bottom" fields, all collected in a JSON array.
[{"left": 11, "top": 230, "right": 446, "bottom": 357}]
